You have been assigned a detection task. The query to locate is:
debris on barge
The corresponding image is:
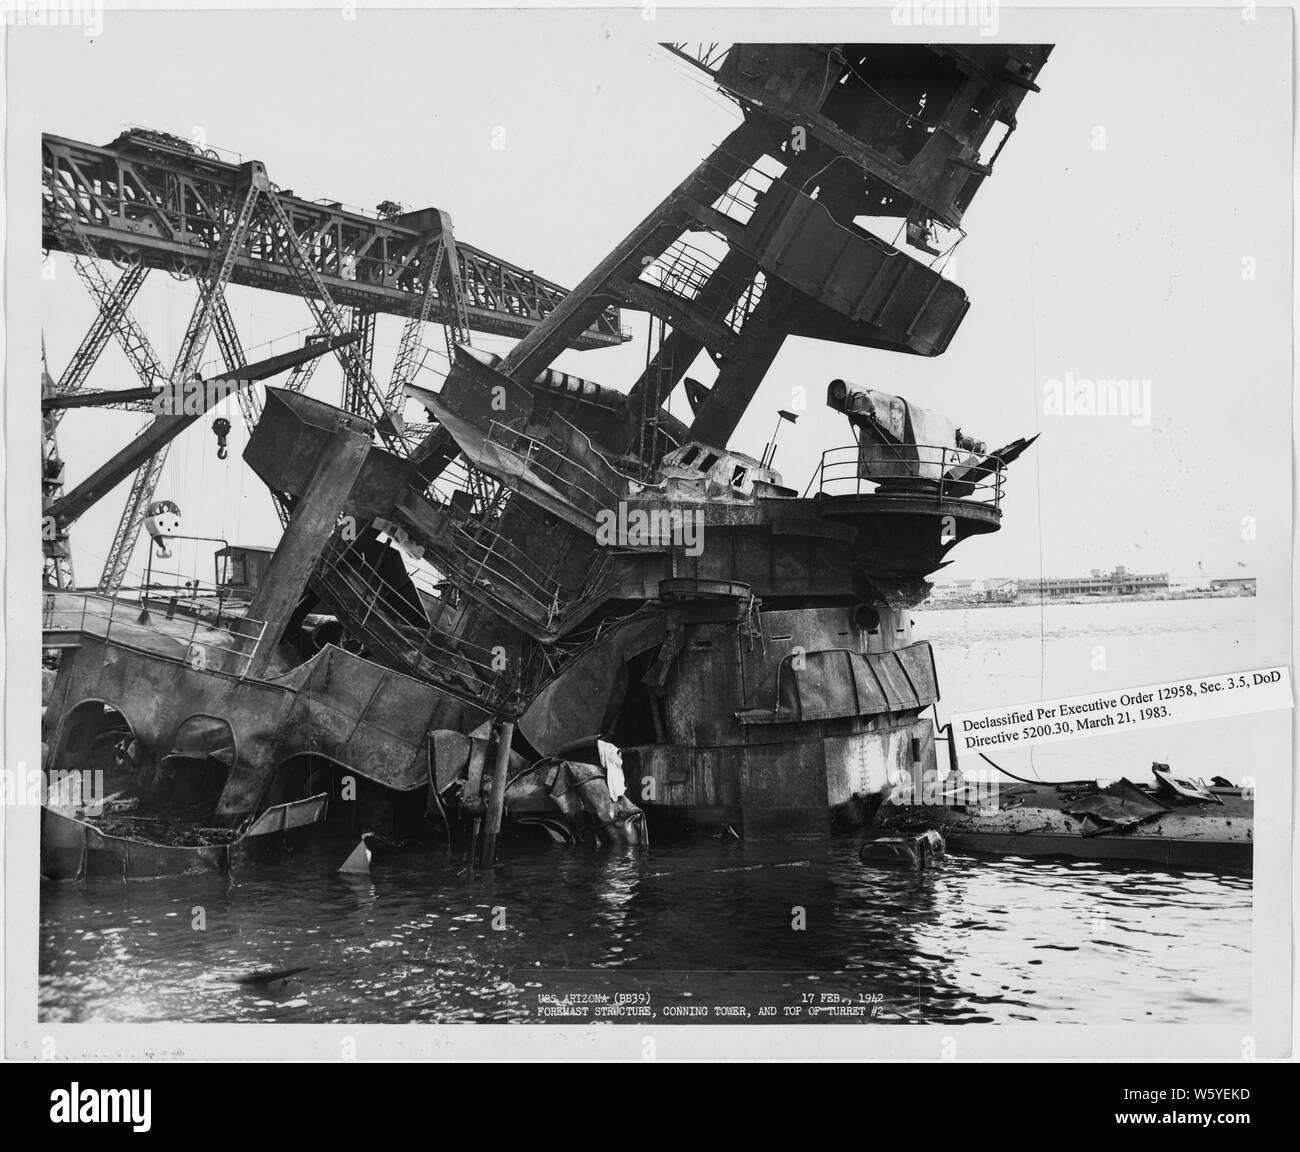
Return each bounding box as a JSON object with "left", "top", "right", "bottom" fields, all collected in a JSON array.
[
  {"left": 874, "top": 763, "right": 1254, "bottom": 873},
  {"left": 39, "top": 43, "right": 1062, "bottom": 876}
]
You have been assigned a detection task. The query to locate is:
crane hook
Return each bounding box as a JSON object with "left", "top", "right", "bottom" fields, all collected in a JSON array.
[{"left": 212, "top": 416, "right": 232, "bottom": 460}]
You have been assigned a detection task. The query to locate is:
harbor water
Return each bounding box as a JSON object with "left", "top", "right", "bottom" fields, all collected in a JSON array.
[{"left": 39, "top": 598, "right": 1258, "bottom": 1025}]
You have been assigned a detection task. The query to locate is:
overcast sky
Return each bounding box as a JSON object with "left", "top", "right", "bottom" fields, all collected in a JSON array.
[{"left": 22, "top": 6, "right": 1292, "bottom": 590}]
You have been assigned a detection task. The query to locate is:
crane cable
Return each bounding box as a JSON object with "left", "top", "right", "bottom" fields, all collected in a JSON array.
[{"left": 978, "top": 753, "right": 1041, "bottom": 787}]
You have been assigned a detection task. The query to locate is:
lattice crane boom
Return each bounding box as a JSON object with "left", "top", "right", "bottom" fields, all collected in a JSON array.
[
  {"left": 96, "top": 171, "right": 265, "bottom": 593},
  {"left": 41, "top": 128, "right": 624, "bottom": 591}
]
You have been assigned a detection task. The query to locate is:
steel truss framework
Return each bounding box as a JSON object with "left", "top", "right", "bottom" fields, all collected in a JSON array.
[
  {"left": 42, "top": 133, "right": 624, "bottom": 347},
  {"left": 41, "top": 129, "right": 625, "bottom": 592}
]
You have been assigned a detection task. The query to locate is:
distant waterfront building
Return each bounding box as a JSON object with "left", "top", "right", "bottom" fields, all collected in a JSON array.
[
  {"left": 1019, "top": 565, "right": 1169, "bottom": 599},
  {"left": 929, "top": 577, "right": 1017, "bottom": 602},
  {"left": 982, "top": 579, "right": 1018, "bottom": 601},
  {"left": 1209, "top": 576, "right": 1256, "bottom": 593}
]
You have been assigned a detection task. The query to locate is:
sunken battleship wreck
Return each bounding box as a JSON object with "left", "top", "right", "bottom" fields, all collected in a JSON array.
[{"left": 40, "top": 43, "right": 1052, "bottom": 876}]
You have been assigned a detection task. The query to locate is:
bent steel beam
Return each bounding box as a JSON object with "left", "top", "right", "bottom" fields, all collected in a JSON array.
[
  {"left": 245, "top": 412, "right": 374, "bottom": 678},
  {"left": 48, "top": 335, "right": 360, "bottom": 531}
]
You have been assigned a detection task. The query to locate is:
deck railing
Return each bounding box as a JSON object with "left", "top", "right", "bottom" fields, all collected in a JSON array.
[
  {"left": 314, "top": 543, "right": 527, "bottom": 709},
  {"left": 481, "top": 419, "right": 630, "bottom": 524},
  {"left": 42, "top": 590, "right": 268, "bottom": 678},
  {"left": 807, "top": 444, "right": 1006, "bottom": 510}
]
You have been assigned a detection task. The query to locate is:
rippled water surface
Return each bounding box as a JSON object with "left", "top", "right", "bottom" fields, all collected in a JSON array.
[
  {"left": 40, "top": 599, "right": 1258, "bottom": 1025},
  {"left": 41, "top": 840, "right": 1252, "bottom": 1025}
]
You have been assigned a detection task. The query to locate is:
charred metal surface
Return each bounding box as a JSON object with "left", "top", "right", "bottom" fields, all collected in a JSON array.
[
  {"left": 45, "top": 628, "right": 481, "bottom": 818},
  {"left": 693, "top": 43, "right": 1051, "bottom": 232},
  {"left": 43, "top": 43, "right": 1051, "bottom": 868}
]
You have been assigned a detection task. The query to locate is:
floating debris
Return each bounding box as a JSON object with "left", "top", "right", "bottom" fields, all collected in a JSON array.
[
  {"left": 231, "top": 966, "right": 311, "bottom": 987},
  {"left": 337, "top": 840, "right": 372, "bottom": 875}
]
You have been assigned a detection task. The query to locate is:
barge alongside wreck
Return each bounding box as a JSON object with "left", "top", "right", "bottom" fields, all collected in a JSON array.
[
  {"left": 40, "top": 43, "right": 1064, "bottom": 869},
  {"left": 876, "top": 765, "right": 1253, "bottom": 872}
]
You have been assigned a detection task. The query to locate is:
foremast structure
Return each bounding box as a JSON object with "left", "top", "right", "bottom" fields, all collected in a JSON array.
[{"left": 42, "top": 45, "right": 1050, "bottom": 862}]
